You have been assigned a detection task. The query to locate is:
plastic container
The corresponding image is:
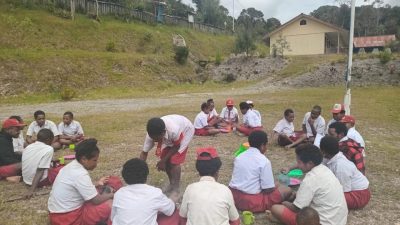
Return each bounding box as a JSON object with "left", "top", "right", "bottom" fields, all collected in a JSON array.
[{"left": 234, "top": 142, "right": 250, "bottom": 157}]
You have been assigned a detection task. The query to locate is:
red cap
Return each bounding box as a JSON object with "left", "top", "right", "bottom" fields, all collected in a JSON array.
[
  {"left": 341, "top": 115, "right": 355, "bottom": 124},
  {"left": 106, "top": 176, "right": 123, "bottom": 192},
  {"left": 331, "top": 103, "right": 345, "bottom": 113},
  {"left": 226, "top": 99, "right": 234, "bottom": 106},
  {"left": 2, "top": 118, "right": 26, "bottom": 129},
  {"left": 196, "top": 147, "right": 219, "bottom": 160}
]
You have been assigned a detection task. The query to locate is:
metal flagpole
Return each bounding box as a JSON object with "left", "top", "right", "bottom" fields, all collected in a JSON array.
[{"left": 344, "top": 0, "right": 356, "bottom": 115}]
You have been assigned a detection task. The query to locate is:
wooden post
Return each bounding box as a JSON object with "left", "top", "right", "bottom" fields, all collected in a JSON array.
[{"left": 70, "top": 0, "right": 75, "bottom": 20}]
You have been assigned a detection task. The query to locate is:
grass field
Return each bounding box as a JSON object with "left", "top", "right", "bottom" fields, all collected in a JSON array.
[{"left": 0, "top": 86, "right": 399, "bottom": 225}]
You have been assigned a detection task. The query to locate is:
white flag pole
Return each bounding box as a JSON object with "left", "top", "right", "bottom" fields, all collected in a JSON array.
[{"left": 344, "top": 0, "right": 356, "bottom": 115}]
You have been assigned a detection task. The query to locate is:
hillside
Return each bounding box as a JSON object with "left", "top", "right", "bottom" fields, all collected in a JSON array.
[{"left": 0, "top": 1, "right": 241, "bottom": 101}]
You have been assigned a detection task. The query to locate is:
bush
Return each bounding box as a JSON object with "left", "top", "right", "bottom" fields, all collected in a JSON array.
[
  {"left": 174, "top": 46, "right": 189, "bottom": 64},
  {"left": 215, "top": 51, "right": 222, "bottom": 65},
  {"left": 106, "top": 41, "right": 117, "bottom": 52},
  {"left": 379, "top": 49, "right": 392, "bottom": 64},
  {"left": 259, "top": 51, "right": 267, "bottom": 58},
  {"left": 143, "top": 32, "right": 153, "bottom": 42},
  {"left": 60, "top": 88, "right": 77, "bottom": 101}
]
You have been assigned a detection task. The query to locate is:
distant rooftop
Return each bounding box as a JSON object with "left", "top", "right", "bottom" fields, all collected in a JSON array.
[{"left": 353, "top": 35, "right": 396, "bottom": 48}]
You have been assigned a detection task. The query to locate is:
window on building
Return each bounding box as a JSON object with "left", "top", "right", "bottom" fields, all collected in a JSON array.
[{"left": 300, "top": 19, "right": 307, "bottom": 26}]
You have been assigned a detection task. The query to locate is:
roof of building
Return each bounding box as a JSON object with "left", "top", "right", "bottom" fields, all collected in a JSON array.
[
  {"left": 353, "top": 35, "right": 396, "bottom": 48},
  {"left": 266, "top": 13, "right": 348, "bottom": 38}
]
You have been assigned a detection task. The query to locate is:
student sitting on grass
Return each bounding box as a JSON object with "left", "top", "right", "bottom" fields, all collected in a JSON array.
[
  {"left": 206, "top": 98, "right": 220, "bottom": 125},
  {"left": 320, "top": 136, "right": 370, "bottom": 209},
  {"left": 194, "top": 102, "right": 220, "bottom": 136},
  {"left": 110, "top": 158, "right": 180, "bottom": 225},
  {"left": 325, "top": 104, "right": 346, "bottom": 134},
  {"left": 341, "top": 115, "right": 366, "bottom": 155},
  {"left": 140, "top": 115, "right": 195, "bottom": 193},
  {"left": 9, "top": 115, "right": 27, "bottom": 153},
  {"left": 229, "top": 131, "right": 293, "bottom": 213},
  {"left": 273, "top": 109, "right": 304, "bottom": 148},
  {"left": 0, "top": 118, "right": 26, "bottom": 182},
  {"left": 180, "top": 147, "right": 240, "bottom": 225},
  {"left": 48, "top": 139, "right": 122, "bottom": 225},
  {"left": 26, "top": 110, "right": 61, "bottom": 150},
  {"left": 219, "top": 99, "right": 239, "bottom": 129},
  {"left": 235, "top": 102, "right": 263, "bottom": 136},
  {"left": 268, "top": 144, "right": 347, "bottom": 225},
  {"left": 22, "top": 129, "right": 63, "bottom": 199},
  {"left": 246, "top": 100, "right": 261, "bottom": 122},
  {"left": 58, "top": 111, "right": 85, "bottom": 147},
  {"left": 328, "top": 122, "right": 365, "bottom": 174},
  {"left": 296, "top": 207, "right": 321, "bottom": 225}
]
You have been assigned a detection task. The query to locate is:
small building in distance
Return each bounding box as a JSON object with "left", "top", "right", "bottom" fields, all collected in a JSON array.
[{"left": 353, "top": 35, "right": 396, "bottom": 53}]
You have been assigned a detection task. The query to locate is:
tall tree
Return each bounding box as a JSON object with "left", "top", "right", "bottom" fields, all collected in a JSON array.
[{"left": 265, "top": 17, "right": 281, "bottom": 33}]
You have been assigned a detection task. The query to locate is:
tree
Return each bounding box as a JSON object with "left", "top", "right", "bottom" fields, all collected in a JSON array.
[
  {"left": 271, "top": 34, "right": 291, "bottom": 57},
  {"left": 236, "top": 8, "right": 267, "bottom": 37},
  {"left": 266, "top": 17, "right": 281, "bottom": 33},
  {"left": 192, "top": 0, "right": 229, "bottom": 27},
  {"left": 234, "top": 29, "right": 256, "bottom": 56}
]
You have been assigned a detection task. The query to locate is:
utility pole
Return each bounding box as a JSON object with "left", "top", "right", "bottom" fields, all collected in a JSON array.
[{"left": 344, "top": 0, "right": 356, "bottom": 115}]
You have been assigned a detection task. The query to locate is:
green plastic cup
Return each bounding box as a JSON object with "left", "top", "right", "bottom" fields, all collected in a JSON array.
[{"left": 69, "top": 144, "right": 75, "bottom": 151}]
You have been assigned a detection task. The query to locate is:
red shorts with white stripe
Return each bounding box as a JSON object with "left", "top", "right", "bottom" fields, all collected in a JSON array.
[
  {"left": 0, "top": 163, "right": 21, "bottom": 179},
  {"left": 230, "top": 187, "right": 282, "bottom": 212},
  {"left": 236, "top": 126, "right": 263, "bottom": 136},
  {"left": 49, "top": 200, "right": 112, "bottom": 225},
  {"left": 160, "top": 147, "right": 188, "bottom": 165},
  {"left": 345, "top": 188, "right": 371, "bottom": 209},
  {"left": 194, "top": 128, "right": 209, "bottom": 136},
  {"left": 37, "top": 166, "right": 64, "bottom": 187},
  {"left": 281, "top": 207, "right": 298, "bottom": 225}
]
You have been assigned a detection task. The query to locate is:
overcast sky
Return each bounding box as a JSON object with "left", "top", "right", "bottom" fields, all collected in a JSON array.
[{"left": 181, "top": 0, "right": 400, "bottom": 23}]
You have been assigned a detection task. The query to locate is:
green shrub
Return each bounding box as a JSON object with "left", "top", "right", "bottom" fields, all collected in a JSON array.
[
  {"left": 215, "top": 51, "right": 222, "bottom": 65},
  {"left": 379, "top": 49, "right": 392, "bottom": 64},
  {"left": 259, "top": 51, "right": 267, "bottom": 58},
  {"left": 60, "top": 88, "right": 77, "bottom": 101},
  {"left": 174, "top": 46, "right": 189, "bottom": 64},
  {"left": 106, "top": 41, "right": 117, "bottom": 52},
  {"left": 143, "top": 32, "right": 153, "bottom": 42}
]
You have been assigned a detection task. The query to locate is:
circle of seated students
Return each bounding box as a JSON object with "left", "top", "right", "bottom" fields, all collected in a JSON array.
[{"left": 0, "top": 101, "right": 369, "bottom": 225}]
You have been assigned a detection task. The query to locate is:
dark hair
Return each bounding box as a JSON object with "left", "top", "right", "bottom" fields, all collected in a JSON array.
[
  {"left": 295, "top": 144, "right": 322, "bottom": 165},
  {"left": 248, "top": 130, "right": 268, "bottom": 149},
  {"left": 195, "top": 152, "right": 222, "bottom": 176},
  {"left": 239, "top": 102, "right": 249, "bottom": 110},
  {"left": 34, "top": 110, "right": 45, "bottom": 119},
  {"left": 9, "top": 115, "right": 23, "bottom": 123},
  {"left": 201, "top": 102, "right": 208, "bottom": 111},
  {"left": 284, "top": 109, "right": 294, "bottom": 117},
  {"left": 75, "top": 138, "right": 100, "bottom": 161},
  {"left": 329, "top": 121, "right": 348, "bottom": 136},
  {"left": 207, "top": 99, "right": 214, "bottom": 104},
  {"left": 122, "top": 158, "right": 149, "bottom": 184},
  {"left": 320, "top": 136, "right": 339, "bottom": 156},
  {"left": 296, "top": 207, "right": 320, "bottom": 225},
  {"left": 37, "top": 128, "right": 54, "bottom": 142},
  {"left": 312, "top": 105, "right": 322, "bottom": 112},
  {"left": 63, "top": 111, "right": 74, "bottom": 118},
  {"left": 146, "top": 118, "right": 165, "bottom": 137}
]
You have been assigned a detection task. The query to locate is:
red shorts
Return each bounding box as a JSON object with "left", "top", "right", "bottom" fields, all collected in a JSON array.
[
  {"left": 0, "top": 163, "right": 21, "bottom": 179},
  {"left": 281, "top": 207, "right": 297, "bottom": 225},
  {"left": 157, "top": 208, "right": 180, "bottom": 225},
  {"left": 230, "top": 187, "right": 282, "bottom": 212},
  {"left": 345, "top": 188, "right": 371, "bottom": 209},
  {"left": 236, "top": 126, "right": 263, "bottom": 136},
  {"left": 49, "top": 201, "right": 112, "bottom": 225},
  {"left": 160, "top": 147, "right": 188, "bottom": 165},
  {"left": 195, "top": 128, "right": 209, "bottom": 136},
  {"left": 38, "top": 166, "right": 64, "bottom": 187}
]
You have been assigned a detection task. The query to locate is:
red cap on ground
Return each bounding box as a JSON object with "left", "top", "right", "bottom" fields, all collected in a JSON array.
[
  {"left": 2, "top": 118, "right": 26, "bottom": 129},
  {"left": 196, "top": 147, "right": 219, "bottom": 160},
  {"left": 341, "top": 115, "right": 356, "bottom": 124},
  {"left": 226, "top": 99, "right": 234, "bottom": 106},
  {"left": 331, "top": 103, "right": 345, "bottom": 113},
  {"left": 106, "top": 176, "right": 123, "bottom": 191}
]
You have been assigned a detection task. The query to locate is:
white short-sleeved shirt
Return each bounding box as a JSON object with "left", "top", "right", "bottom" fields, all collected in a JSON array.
[
  {"left": 209, "top": 108, "right": 219, "bottom": 118},
  {"left": 242, "top": 110, "right": 262, "bottom": 128},
  {"left": 143, "top": 115, "right": 194, "bottom": 154},
  {"left": 229, "top": 147, "right": 275, "bottom": 194},
  {"left": 48, "top": 160, "right": 98, "bottom": 213},
  {"left": 302, "top": 112, "right": 325, "bottom": 138},
  {"left": 251, "top": 109, "right": 262, "bottom": 122},
  {"left": 111, "top": 184, "right": 175, "bottom": 225},
  {"left": 273, "top": 118, "right": 295, "bottom": 137},
  {"left": 294, "top": 164, "right": 348, "bottom": 225},
  {"left": 58, "top": 120, "right": 84, "bottom": 136},
  {"left": 13, "top": 133, "right": 25, "bottom": 152},
  {"left": 180, "top": 176, "right": 239, "bottom": 225},
  {"left": 27, "top": 120, "right": 60, "bottom": 137},
  {"left": 347, "top": 127, "right": 365, "bottom": 149},
  {"left": 323, "top": 152, "right": 369, "bottom": 192},
  {"left": 193, "top": 111, "right": 209, "bottom": 129},
  {"left": 220, "top": 107, "right": 239, "bottom": 122},
  {"left": 22, "top": 141, "right": 53, "bottom": 185}
]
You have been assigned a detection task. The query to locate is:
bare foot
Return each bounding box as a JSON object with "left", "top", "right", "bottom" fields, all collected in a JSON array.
[
  {"left": 265, "top": 210, "right": 279, "bottom": 223},
  {"left": 6, "top": 176, "right": 21, "bottom": 183}
]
